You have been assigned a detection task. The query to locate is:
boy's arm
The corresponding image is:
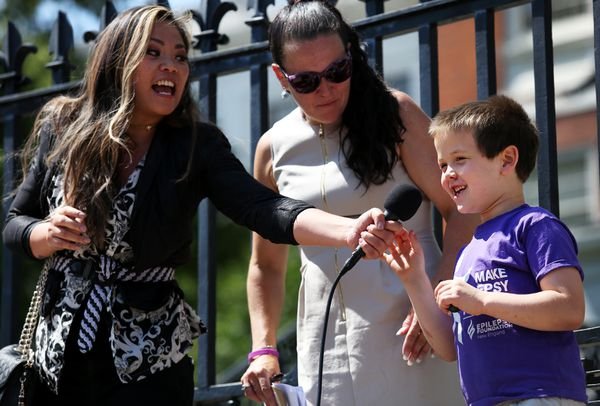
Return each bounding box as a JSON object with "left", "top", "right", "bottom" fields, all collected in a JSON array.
[
  {"left": 385, "top": 230, "right": 457, "bottom": 361},
  {"left": 403, "top": 274, "right": 457, "bottom": 361},
  {"left": 436, "top": 267, "right": 584, "bottom": 331}
]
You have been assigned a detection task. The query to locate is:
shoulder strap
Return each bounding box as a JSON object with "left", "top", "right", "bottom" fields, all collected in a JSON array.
[{"left": 17, "top": 260, "right": 50, "bottom": 367}]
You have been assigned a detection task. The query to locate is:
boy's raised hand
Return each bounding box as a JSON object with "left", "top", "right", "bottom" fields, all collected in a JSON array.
[{"left": 384, "top": 228, "right": 426, "bottom": 281}]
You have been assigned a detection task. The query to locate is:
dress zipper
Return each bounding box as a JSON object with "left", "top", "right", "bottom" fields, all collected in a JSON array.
[{"left": 319, "top": 124, "right": 347, "bottom": 322}]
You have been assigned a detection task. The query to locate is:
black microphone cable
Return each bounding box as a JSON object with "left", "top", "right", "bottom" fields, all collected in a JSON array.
[{"left": 315, "top": 250, "right": 360, "bottom": 406}]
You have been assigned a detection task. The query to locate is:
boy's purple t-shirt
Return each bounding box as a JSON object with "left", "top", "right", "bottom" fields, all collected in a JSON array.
[{"left": 453, "top": 204, "right": 586, "bottom": 406}]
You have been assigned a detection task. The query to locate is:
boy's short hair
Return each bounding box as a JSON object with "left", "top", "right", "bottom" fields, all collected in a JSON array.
[{"left": 429, "top": 95, "right": 539, "bottom": 182}]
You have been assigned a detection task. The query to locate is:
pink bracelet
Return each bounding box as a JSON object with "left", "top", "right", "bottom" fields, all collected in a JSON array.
[{"left": 247, "top": 346, "right": 279, "bottom": 364}]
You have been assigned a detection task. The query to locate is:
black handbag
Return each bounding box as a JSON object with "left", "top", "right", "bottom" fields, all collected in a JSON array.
[{"left": 0, "top": 262, "right": 49, "bottom": 406}]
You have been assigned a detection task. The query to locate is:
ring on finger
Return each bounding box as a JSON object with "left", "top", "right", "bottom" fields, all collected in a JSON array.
[{"left": 259, "top": 378, "right": 270, "bottom": 391}]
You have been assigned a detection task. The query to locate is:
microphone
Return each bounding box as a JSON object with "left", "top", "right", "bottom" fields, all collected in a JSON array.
[{"left": 339, "top": 184, "right": 423, "bottom": 276}]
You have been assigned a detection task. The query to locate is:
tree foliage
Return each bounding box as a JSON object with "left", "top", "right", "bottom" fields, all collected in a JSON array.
[{"left": 0, "top": 0, "right": 108, "bottom": 24}]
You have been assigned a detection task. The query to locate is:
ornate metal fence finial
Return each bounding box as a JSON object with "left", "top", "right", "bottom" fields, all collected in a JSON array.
[
  {"left": 245, "top": 0, "right": 274, "bottom": 43},
  {"left": 83, "top": 1, "right": 118, "bottom": 43},
  {"left": 46, "top": 11, "right": 74, "bottom": 84},
  {"left": 0, "top": 21, "right": 37, "bottom": 95},
  {"left": 192, "top": 0, "right": 237, "bottom": 53}
]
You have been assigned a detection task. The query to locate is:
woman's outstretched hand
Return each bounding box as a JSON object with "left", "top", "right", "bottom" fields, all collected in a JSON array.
[{"left": 347, "top": 208, "right": 404, "bottom": 259}]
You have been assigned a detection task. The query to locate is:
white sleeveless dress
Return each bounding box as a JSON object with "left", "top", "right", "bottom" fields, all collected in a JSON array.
[{"left": 268, "top": 108, "right": 464, "bottom": 405}]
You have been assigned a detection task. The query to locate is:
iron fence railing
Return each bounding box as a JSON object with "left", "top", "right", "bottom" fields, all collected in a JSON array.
[{"left": 0, "top": 0, "right": 598, "bottom": 404}]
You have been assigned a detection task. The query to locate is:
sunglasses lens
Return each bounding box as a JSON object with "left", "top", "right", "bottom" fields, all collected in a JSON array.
[
  {"left": 325, "top": 58, "right": 352, "bottom": 83},
  {"left": 288, "top": 73, "right": 320, "bottom": 94},
  {"left": 285, "top": 54, "right": 352, "bottom": 94}
]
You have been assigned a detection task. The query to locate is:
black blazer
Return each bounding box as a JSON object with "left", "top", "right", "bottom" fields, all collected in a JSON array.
[{"left": 3, "top": 121, "right": 312, "bottom": 270}]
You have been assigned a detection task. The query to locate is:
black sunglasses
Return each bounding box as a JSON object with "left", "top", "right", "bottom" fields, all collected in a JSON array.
[{"left": 280, "top": 52, "right": 353, "bottom": 94}]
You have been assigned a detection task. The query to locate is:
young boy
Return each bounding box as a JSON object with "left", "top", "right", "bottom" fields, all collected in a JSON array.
[{"left": 384, "top": 95, "right": 587, "bottom": 406}]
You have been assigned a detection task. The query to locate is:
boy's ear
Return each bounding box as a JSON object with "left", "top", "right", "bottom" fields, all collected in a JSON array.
[{"left": 500, "top": 145, "right": 519, "bottom": 174}]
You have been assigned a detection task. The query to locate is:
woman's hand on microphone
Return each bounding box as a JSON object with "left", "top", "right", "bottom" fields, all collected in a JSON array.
[{"left": 348, "top": 208, "right": 403, "bottom": 259}]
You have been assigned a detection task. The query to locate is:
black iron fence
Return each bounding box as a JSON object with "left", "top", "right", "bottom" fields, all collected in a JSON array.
[{"left": 0, "top": 0, "right": 598, "bottom": 404}]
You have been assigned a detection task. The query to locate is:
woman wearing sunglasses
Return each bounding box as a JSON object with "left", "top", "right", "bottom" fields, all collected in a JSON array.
[{"left": 241, "top": 1, "right": 478, "bottom": 405}]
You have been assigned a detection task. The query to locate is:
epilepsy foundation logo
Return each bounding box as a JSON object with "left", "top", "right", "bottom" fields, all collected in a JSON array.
[{"left": 473, "top": 318, "right": 513, "bottom": 339}]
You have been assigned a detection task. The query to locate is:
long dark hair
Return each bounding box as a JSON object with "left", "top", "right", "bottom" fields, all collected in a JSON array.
[{"left": 269, "top": 0, "right": 405, "bottom": 189}]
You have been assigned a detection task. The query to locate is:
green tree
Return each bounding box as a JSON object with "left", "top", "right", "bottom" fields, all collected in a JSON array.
[
  {"left": 0, "top": 0, "right": 108, "bottom": 26},
  {"left": 177, "top": 214, "right": 301, "bottom": 381},
  {"left": 213, "top": 218, "right": 301, "bottom": 379}
]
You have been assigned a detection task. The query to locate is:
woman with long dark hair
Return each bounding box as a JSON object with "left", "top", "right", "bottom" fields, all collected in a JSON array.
[{"left": 241, "top": 1, "right": 477, "bottom": 405}]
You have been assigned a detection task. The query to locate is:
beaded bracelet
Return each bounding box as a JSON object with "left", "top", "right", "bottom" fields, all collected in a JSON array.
[{"left": 247, "top": 346, "right": 279, "bottom": 364}]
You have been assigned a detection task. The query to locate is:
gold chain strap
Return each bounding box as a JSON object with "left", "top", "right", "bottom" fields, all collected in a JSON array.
[{"left": 17, "top": 260, "right": 49, "bottom": 368}]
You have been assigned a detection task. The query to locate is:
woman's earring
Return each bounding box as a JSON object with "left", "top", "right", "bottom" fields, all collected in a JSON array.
[{"left": 281, "top": 88, "right": 290, "bottom": 99}]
